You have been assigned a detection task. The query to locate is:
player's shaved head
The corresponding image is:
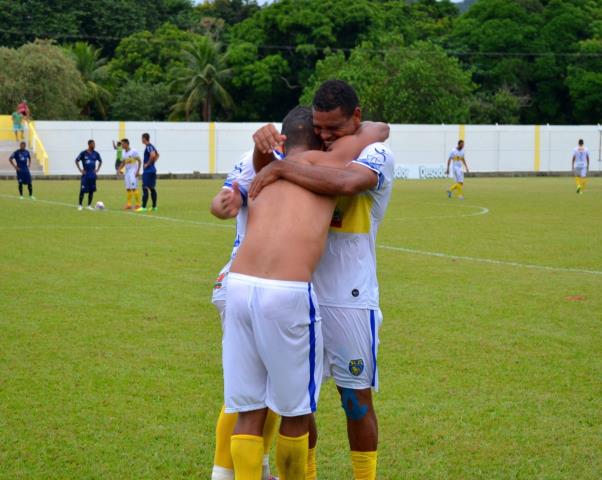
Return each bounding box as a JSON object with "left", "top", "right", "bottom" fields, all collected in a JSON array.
[
  {"left": 282, "top": 106, "right": 322, "bottom": 151},
  {"left": 579, "top": 139, "right": 584, "bottom": 145},
  {"left": 313, "top": 80, "right": 359, "bottom": 118},
  {"left": 19, "top": 141, "right": 26, "bottom": 148}
]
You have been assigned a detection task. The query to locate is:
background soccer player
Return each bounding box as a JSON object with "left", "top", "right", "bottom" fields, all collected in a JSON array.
[
  {"left": 9, "top": 141, "right": 35, "bottom": 200},
  {"left": 137, "top": 133, "right": 159, "bottom": 212},
  {"left": 119, "top": 139, "right": 142, "bottom": 210},
  {"left": 446, "top": 139, "right": 469, "bottom": 199},
  {"left": 75, "top": 140, "right": 102, "bottom": 210},
  {"left": 572, "top": 139, "right": 590, "bottom": 194}
]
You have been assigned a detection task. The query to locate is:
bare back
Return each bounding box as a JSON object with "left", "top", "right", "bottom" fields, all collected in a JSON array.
[{"left": 230, "top": 179, "right": 335, "bottom": 282}]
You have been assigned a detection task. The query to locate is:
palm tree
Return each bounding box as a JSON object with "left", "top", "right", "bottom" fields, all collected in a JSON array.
[
  {"left": 169, "top": 37, "right": 233, "bottom": 121},
  {"left": 67, "top": 42, "right": 111, "bottom": 119}
]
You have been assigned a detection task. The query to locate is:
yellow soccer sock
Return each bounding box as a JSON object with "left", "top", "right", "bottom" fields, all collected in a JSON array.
[
  {"left": 126, "top": 190, "right": 132, "bottom": 206},
  {"left": 231, "top": 434, "right": 264, "bottom": 480},
  {"left": 581, "top": 178, "right": 586, "bottom": 191},
  {"left": 134, "top": 189, "right": 141, "bottom": 206},
  {"left": 260, "top": 409, "right": 279, "bottom": 479},
  {"left": 276, "top": 432, "right": 308, "bottom": 480},
  {"left": 350, "top": 450, "right": 378, "bottom": 480},
  {"left": 457, "top": 183, "right": 464, "bottom": 197},
  {"left": 306, "top": 447, "right": 317, "bottom": 480},
  {"left": 449, "top": 183, "right": 459, "bottom": 192},
  {"left": 213, "top": 406, "right": 237, "bottom": 471},
  {"left": 263, "top": 410, "right": 279, "bottom": 454}
]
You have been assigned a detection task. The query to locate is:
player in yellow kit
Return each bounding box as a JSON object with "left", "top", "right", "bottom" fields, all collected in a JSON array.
[
  {"left": 446, "top": 140, "right": 469, "bottom": 199},
  {"left": 118, "top": 139, "right": 141, "bottom": 210}
]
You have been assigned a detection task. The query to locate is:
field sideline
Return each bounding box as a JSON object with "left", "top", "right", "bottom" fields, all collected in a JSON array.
[{"left": 1, "top": 178, "right": 601, "bottom": 479}]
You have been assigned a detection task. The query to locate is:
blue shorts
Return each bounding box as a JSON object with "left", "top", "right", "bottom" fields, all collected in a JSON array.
[
  {"left": 142, "top": 172, "right": 157, "bottom": 189},
  {"left": 17, "top": 169, "right": 31, "bottom": 185},
  {"left": 80, "top": 174, "right": 97, "bottom": 193},
  {"left": 13, "top": 125, "right": 24, "bottom": 132}
]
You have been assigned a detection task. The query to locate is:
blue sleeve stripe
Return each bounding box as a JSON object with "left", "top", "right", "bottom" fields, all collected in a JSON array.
[{"left": 352, "top": 160, "right": 384, "bottom": 190}]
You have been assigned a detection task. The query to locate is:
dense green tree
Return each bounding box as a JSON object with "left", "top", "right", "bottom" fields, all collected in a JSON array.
[
  {"left": 66, "top": 42, "right": 111, "bottom": 119},
  {"left": 0, "top": 0, "right": 194, "bottom": 54},
  {"left": 110, "top": 81, "right": 171, "bottom": 121},
  {"left": 566, "top": 38, "right": 602, "bottom": 123},
  {"left": 301, "top": 41, "right": 475, "bottom": 124},
  {"left": 169, "top": 37, "right": 233, "bottom": 121},
  {"left": 193, "top": 0, "right": 260, "bottom": 28},
  {"left": 0, "top": 40, "right": 85, "bottom": 119}
]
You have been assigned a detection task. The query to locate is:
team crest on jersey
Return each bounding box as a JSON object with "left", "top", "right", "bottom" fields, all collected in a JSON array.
[
  {"left": 213, "top": 272, "right": 227, "bottom": 290},
  {"left": 348, "top": 359, "right": 364, "bottom": 376}
]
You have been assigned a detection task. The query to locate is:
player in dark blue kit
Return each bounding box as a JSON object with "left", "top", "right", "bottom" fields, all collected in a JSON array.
[
  {"left": 136, "top": 132, "right": 160, "bottom": 212},
  {"left": 76, "top": 140, "right": 102, "bottom": 211},
  {"left": 9, "top": 141, "right": 35, "bottom": 200}
]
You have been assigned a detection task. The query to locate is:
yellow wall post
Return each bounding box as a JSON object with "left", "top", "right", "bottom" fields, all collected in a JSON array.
[{"left": 534, "top": 125, "right": 541, "bottom": 172}]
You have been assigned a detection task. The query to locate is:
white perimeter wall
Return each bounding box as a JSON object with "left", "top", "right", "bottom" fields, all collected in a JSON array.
[{"left": 35, "top": 121, "right": 602, "bottom": 176}]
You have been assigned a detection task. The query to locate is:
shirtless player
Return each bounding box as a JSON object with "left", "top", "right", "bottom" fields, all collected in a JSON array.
[{"left": 223, "top": 106, "right": 387, "bottom": 480}]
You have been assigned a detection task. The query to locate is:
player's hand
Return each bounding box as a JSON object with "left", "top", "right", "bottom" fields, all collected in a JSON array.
[
  {"left": 249, "top": 161, "right": 281, "bottom": 198},
  {"left": 220, "top": 181, "right": 243, "bottom": 217},
  {"left": 253, "top": 124, "right": 286, "bottom": 155}
]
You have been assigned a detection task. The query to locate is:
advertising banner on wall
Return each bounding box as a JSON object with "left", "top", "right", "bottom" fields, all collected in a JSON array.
[{"left": 394, "top": 164, "right": 448, "bottom": 180}]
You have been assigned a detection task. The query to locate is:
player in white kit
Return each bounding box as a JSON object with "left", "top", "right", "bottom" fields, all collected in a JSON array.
[
  {"left": 209, "top": 152, "right": 279, "bottom": 480},
  {"left": 446, "top": 139, "right": 469, "bottom": 199},
  {"left": 118, "top": 139, "right": 141, "bottom": 210},
  {"left": 572, "top": 139, "right": 590, "bottom": 194},
  {"left": 228, "top": 105, "right": 388, "bottom": 480},
  {"left": 250, "top": 80, "right": 393, "bottom": 480}
]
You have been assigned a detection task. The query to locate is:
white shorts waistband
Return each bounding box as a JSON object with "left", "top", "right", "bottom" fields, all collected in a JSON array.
[{"left": 228, "top": 272, "right": 310, "bottom": 291}]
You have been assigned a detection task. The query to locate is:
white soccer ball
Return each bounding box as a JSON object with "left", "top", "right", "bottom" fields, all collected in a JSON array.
[{"left": 95, "top": 201, "right": 105, "bottom": 210}]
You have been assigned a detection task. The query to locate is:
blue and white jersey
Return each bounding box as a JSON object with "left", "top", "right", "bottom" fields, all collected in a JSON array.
[
  {"left": 144, "top": 144, "right": 158, "bottom": 173},
  {"left": 10, "top": 149, "right": 31, "bottom": 171},
  {"left": 313, "top": 143, "right": 395, "bottom": 309},
  {"left": 76, "top": 150, "right": 102, "bottom": 175},
  {"left": 212, "top": 150, "right": 255, "bottom": 303},
  {"left": 573, "top": 146, "right": 589, "bottom": 167}
]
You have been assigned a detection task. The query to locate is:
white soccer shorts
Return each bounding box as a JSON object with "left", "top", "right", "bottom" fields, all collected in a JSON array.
[
  {"left": 575, "top": 165, "right": 587, "bottom": 178},
  {"left": 211, "top": 262, "right": 230, "bottom": 328},
  {"left": 124, "top": 171, "right": 138, "bottom": 190},
  {"left": 321, "top": 306, "right": 382, "bottom": 391},
  {"left": 223, "top": 273, "right": 323, "bottom": 416},
  {"left": 453, "top": 164, "right": 464, "bottom": 183}
]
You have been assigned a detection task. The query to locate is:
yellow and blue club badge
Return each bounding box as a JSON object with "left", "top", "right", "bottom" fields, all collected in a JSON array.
[{"left": 349, "top": 359, "right": 364, "bottom": 376}]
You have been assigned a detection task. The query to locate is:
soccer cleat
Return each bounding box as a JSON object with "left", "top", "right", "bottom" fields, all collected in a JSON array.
[
  {"left": 151, "top": 207, "right": 158, "bottom": 212},
  {"left": 78, "top": 205, "right": 83, "bottom": 211},
  {"left": 458, "top": 195, "right": 464, "bottom": 200},
  {"left": 19, "top": 196, "right": 24, "bottom": 200},
  {"left": 446, "top": 190, "right": 452, "bottom": 198},
  {"left": 134, "top": 205, "right": 141, "bottom": 210},
  {"left": 135, "top": 207, "right": 147, "bottom": 212},
  {"left": 123, "top": 205, "right": 132, "bottom": 210},
  {"left": 87, "top": 205, "right": 94, "bottom": 210},
  {"left": 30, "top": 196, "right": 36, "bottom": 200}
]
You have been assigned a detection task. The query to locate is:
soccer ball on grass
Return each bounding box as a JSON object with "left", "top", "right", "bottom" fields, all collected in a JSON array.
[{"left": 95, "top": 201, "right": 105, "bottom": 210}]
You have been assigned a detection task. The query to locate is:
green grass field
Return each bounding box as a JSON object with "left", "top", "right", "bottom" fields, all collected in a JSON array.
[{"left": 1, "top": 177, "right": 601, "bottom": 479}]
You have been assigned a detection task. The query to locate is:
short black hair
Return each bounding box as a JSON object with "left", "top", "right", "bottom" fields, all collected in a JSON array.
[
  {"left": 121, "top": 138, "right": 129, "bottom": 145},
  {"left": 578, "top": 139, "right": 584, "bottom": 145},
  {"left": 281, "top": 106, "right": 322, "bottom": 152},
  {"left": 88, "top": 139, "right": 95, "bottom": 145},
  {"left": 142, "top": 133, "right": 150, "bottom": 141},
  {"left": 312, "top": 80, "right": 359, "bottom": 117},
  {"left": 19, "top": 141, "right": 26, "bottom": 147}
]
